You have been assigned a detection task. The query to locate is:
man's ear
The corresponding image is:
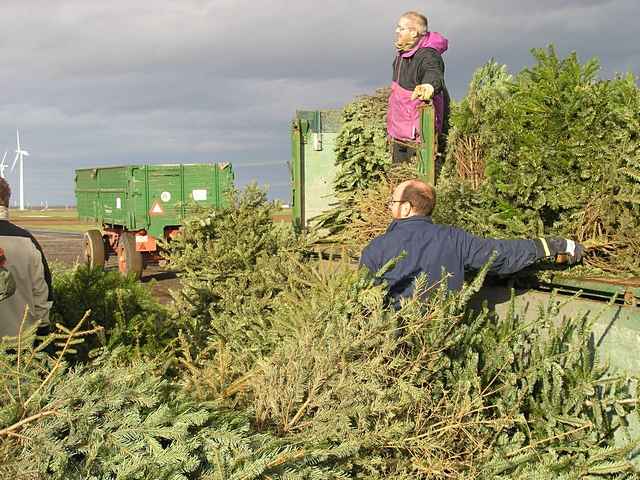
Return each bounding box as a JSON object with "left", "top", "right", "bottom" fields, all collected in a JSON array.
[{"left": 401, "top": 202, "right": 412, "bottom": 217}]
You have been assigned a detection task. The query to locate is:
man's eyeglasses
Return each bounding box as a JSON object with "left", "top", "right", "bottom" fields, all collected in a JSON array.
[{"left": 388, "top": 198, "right": 407, "bottom": 209}]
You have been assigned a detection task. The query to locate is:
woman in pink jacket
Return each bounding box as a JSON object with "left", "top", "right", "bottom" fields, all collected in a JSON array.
[{"left": 388, "top": 11, "right": 450, "bottom": 167}]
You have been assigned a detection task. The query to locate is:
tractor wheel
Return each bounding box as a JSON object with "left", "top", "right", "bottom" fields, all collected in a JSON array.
[
  {"left": 84, "top": 230, "right": 106, "bottom": 269},
  {"left": 118, "top": 232, "right": 143, "bottom": 279}
]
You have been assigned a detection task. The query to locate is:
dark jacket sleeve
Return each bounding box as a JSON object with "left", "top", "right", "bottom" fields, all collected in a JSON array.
[
  {"left": 457, "top": 229, "right": 541, "bottom": 275},
  {"left": 417, "top": 48, "right": 445, "bottom": 94},
  {"left": 360, "top": 240, "right": 383, "bottom": 274}
]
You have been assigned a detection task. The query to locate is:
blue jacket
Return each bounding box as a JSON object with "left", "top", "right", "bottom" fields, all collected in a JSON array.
[{"left": 360, "top": 216, "right": 542, "bottom": 302}]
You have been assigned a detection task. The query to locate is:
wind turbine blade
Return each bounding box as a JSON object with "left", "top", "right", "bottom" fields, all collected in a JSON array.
[
  {"left": 0, "top": 151, "right": 6, "bottom": 166},
  {"left": 11, "top": 153, "right": 19, "bottom": 171},
  {"left": 22, "top": 150, "right": 30, "bottom": 157},
  {"left": 16, "top": 129, "right": 20, "bottom": 152}
]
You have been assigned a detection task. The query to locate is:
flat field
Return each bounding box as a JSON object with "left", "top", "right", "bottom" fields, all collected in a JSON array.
[
  {"left": 10, "top": 208, "right": 97, "bottom": 233},
  {"left": 10, "top": 206, "right": 292, "bottom": 231},
  {"left": 272, "top": 207, "right": 292, "bottom": 223}
]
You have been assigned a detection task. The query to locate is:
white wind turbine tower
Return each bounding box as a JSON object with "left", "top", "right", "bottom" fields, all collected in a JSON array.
[
  {"left": 11, "top": 129, "right": 30, "bottom": 210},
  {"left": 0, "top": 151, "right": 7, "bottom": 179}
]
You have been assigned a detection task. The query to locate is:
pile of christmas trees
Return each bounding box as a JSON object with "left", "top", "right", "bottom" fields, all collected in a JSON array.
[{"left": 1, "top": 188, "right": 639, "bottom": 479}]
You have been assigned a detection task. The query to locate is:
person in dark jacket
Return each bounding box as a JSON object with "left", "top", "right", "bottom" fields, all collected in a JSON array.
[
  {"left": 0, "top": 178, "right": 53, "bottom": 339},
  {"left": 387, "top": 11, "right": 450, "bottom": 165},
  {"left": 360, "top": 180, "right": 584, "bottom": 306}
]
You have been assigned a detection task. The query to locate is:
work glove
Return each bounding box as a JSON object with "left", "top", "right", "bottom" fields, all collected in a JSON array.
[
  {"left": 0, "top": 248, "right": 16, "bottom": 302},
  {"left": 411, "top": 83, "right": 435, "bottom": 101},
  {"left": 534, "top": 237, "right": 584, "bottom": 265}
]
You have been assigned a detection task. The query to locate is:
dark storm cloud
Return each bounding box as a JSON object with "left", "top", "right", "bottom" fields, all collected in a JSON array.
[{"left": 0, "top": 0, "right": 636, "bottom": 205}]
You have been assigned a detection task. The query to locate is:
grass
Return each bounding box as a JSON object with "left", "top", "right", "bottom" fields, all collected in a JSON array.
[
  {"left": 11, "top": 208, "right": 79, "bottom": 219},
  {"left": 10, "top": 208, "right": 97, "bottom": 233}
]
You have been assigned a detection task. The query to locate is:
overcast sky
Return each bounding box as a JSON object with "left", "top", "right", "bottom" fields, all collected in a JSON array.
[{"left": 0, "top": 0, "right": 637, "bottom": 206}]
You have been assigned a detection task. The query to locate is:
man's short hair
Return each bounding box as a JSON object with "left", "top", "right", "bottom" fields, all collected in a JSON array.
[
  {"left": 400, "top": 11, "right": 428, "bottom": 35},
  {"left": 402, "top": 181, "right": 436, "bottom": 216},
  {"left": 0, "top": 178, "right": 10, "bottom": 207}
]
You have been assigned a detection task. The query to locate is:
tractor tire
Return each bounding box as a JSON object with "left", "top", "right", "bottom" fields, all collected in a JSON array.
[
  {"left": 118, "top": 232, "right": 143, "bottom": 279},
  {"left": 84, "top": 229, "right": 106, "bottom": 269}
]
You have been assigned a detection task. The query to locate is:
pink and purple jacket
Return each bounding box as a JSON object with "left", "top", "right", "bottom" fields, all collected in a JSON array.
[{"left": 387, "top": 31, "right": 449, "bottom": 142}]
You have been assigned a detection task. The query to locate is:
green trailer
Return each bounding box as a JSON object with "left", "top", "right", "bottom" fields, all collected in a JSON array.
[
  {"left": 290, "top": 104, "right": 438, "bottom": 227},
  {"left": 473, "top": 274, "right": 640, "bottom": 368},
  {"left": 75, "top": 163, "right": 234, "bottom": 278}
]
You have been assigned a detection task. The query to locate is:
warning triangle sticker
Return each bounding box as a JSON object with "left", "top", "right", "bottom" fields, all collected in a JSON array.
[{"left": 149, "top": 201, "right": 164, "bottom": 215}]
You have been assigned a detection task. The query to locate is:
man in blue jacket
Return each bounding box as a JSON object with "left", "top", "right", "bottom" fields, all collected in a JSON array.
[{"left": 360, "top": 180, "right": 584, "bottom": 305}]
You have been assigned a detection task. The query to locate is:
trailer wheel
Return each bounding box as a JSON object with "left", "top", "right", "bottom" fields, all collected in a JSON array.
[
  {"left": 84, "top": 230, "right": 106, "bottom": 269},
  {"left": 118, "top": 232, "right": 143, "bottom": 279}
]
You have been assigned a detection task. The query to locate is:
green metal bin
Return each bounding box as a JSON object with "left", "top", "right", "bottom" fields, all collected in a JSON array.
[{"left": 290, "top": 105, "right": 437, "bottom": 227}]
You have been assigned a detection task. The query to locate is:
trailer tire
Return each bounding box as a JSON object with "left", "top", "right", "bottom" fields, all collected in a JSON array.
[
  {"left": 118, "top": 232, "right": 143, "bottom": 279},
  {"left": 84, "top": 230, "right": 106, "bottom": 269}
]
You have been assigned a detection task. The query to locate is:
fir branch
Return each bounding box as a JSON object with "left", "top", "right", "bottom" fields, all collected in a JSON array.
[
  {"left": 0, "top": 410, "right": 59, "bottom": 437},
  {"left": 23, "top": 311, "right": 91, "bottom": 408}
]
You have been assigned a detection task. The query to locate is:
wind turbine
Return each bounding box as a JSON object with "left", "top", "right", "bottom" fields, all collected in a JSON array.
[
  {"left": 11, "top": 129, "right": 29, "bottom": 210},
  {"left": 0, "top": 151, "right": 7, "bottom": 179}
]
